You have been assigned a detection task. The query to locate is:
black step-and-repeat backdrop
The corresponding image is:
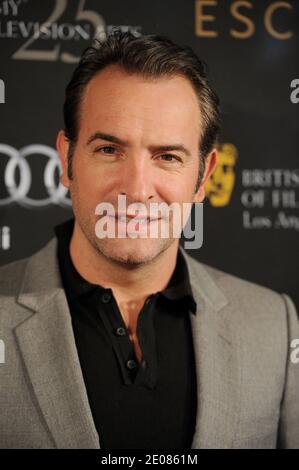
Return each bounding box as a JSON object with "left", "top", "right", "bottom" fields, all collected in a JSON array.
[{"left": 0, "top": 0, "right": 298, "bottom": 308}]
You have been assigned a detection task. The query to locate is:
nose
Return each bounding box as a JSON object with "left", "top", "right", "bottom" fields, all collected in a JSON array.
[{"left": 118, "top": 156, "right": 156, "bottom": 204}]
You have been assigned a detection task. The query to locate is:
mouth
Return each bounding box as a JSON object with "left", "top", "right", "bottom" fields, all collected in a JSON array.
[
  {"left": 116, "top": 217, "right": 161, "bottom": 225},
  {"left": 111, "top": 214, "right": 162, "bottom": 224}
]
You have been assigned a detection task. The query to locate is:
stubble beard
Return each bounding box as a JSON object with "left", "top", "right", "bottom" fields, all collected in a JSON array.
[{"left": 70, "top": 187, "right": 176, "bottom": 269}]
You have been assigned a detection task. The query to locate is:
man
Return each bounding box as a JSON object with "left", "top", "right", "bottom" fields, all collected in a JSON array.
[{"left": 0, "top": 30, "right": 298, "bottom": 449}]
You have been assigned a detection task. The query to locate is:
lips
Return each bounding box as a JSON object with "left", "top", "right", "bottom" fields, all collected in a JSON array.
[
  {"left": 116, "top": 217, "right": 160, "bottom": 224},
  {"left": 114, "top": 213, "right": 161, "bottom": 223}
]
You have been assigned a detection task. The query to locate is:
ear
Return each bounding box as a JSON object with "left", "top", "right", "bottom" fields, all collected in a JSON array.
[
  {"left": 56, "top": 129, "right": 71, "bottom": 188},
  {"left": 193, "top": 148, "right": 218, "bottom": 203}
]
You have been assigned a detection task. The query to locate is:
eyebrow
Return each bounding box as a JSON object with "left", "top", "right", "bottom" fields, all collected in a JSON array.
[
  {"left": 86, "top": 131, "right": 192, "bottom": 157},
  {"left": 86, "top": 132, "right": 127, "bottom": 147}
]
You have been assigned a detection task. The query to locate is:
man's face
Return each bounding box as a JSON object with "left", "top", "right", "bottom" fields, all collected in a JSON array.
[{"left": 58, "top": 65, "right": 216, "bottom": 266}]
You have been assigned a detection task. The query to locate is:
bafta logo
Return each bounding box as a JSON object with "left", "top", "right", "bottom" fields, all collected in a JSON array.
[{"left": 206, "top": 143, "right": 238, "bottom": 207}]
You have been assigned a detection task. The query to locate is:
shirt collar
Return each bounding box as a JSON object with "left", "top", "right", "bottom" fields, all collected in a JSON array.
[{"left": 54, "top": 217, "right": 197, "bottom": 315}]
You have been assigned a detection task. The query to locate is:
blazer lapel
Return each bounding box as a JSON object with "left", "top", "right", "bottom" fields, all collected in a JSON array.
[
  {"left": 14, "top": 238, "right": 99, "bottom": 449},
  {"left": 180, "top": 247, "right": 241, "bottom": 449}
]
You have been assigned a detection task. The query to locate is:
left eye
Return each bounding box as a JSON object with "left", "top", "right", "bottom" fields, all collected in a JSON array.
[
  {"left": 97, "top": 146, "right": 116, "bottom": 154},
  {"left": 159, "top": 154, "right": 179, "bottom": 162}
]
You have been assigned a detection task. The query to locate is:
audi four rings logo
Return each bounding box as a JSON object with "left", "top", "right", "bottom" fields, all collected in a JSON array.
[{"left": 0, "top": 144, "right": 71, "bottom": 208}]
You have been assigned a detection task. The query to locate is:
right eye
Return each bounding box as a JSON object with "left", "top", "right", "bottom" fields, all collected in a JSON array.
[{"left": 96, "top": 146, "right": 117, "bottom": 154}]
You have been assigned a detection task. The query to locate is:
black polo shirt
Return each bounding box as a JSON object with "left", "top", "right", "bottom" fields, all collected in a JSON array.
[{"left": 54, "top": 217, "right": 198, "bottom": 449}]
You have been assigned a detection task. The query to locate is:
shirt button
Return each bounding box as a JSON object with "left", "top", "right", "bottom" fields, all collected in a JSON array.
[
  {"left": 115, "top": 327, "right": 126, "bottom": 336},
  {"left": 126, "top": 359, "right": 138, "bottom": 370},
  {"left": 101, "top": 292, "right": 111, "bottom": 303}
]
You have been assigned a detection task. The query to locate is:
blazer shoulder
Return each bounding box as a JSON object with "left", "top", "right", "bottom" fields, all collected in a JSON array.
[
  {"left": 209, "top": 263, "right": 286, "bottom": 302},
  {"left": 0, "top": 235, "right": 59, "bottom": 295},
  {"left": 192, "top": 256, "right": 281, "bottom": 298},
  {"left": 203, "top": 261, "right": 280, "bottom": 297},
  {"left": 0, "top": 256, "right": 29, "bottom": 297},
  {"left": 184, "top": 251, "right": 296, "bottom": 324}
]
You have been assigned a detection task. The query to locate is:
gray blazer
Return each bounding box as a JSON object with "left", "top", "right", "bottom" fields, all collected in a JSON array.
[{"left": 0, "top": 236, "right": 298, "bottom": 449}]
